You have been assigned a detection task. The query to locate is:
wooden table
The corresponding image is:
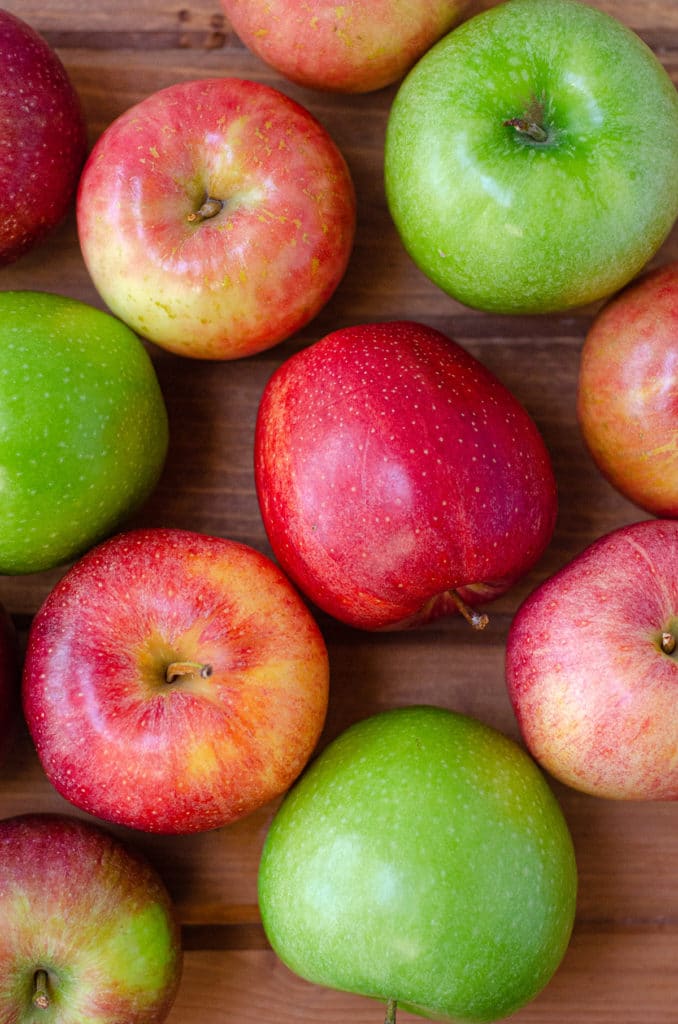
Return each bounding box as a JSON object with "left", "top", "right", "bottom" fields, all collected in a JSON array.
[{"left": 1, "top": 1, "right": 676, "bottom": 1021}]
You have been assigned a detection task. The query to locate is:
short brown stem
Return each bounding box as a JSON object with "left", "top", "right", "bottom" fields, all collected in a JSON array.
[
  {"left": 661, "top": 632, "right": 676, "bottom": 655},
  {"left": 385, "top": 999, "right": 397, "bottom": 1024},
  {"left": 450, "top": 590, "right": 489, "bottom": 631},
  {"left": 187, "top": 196, "right": 224, "bottom": 223},
  {"left": 33, "top": 970, "right": 50, "bottom": 1010},
  {"left": 504, "top": 117, "right": 549, "bottom": 143},
  {"left": 166, "top": 661, "right": 213, "bottom": 683}
]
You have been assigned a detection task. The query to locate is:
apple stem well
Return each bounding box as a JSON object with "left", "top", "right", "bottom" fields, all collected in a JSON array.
[
  {"left": 503, "top": 116, "right": 549, "bottom": 143},
  {"left": 450, "top": 590, "right": 489, "bottom": 631},
  {"left": 165, "top": 660, "right": 213, "bottom": 683},
  {"left": 32, "top": 969, "right": 50, "bottom": 1010},
  {"left": 187, "top": 195, "right": 224, "bottom": 223}
]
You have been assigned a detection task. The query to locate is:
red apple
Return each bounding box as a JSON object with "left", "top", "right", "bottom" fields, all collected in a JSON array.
[
  {"left": 0, "top": 603, "right": 19, "bottom": 764},
  {"left": 506, "top": 518, "right": 678, "bottom": 800},
  {"left": 77, "top": 77, "right": 356, "bottom": 360},
  {"left": 0, "top": 813, "right": 182, "bottom": 1022},
  {"left": 0, "top": 10, "right": 87, "bottom": 265},
  {"left": 577, "top": 262, "right": 678, "bottom": 517},
  {"left": 221, "top": 0, "right": 471, "bottom": 93},
  {"left": 22, "top": 528, "right": 329, "bottom": 833},
  {"left": 254, "top": 320, "right": 557, "bottom": 631}
]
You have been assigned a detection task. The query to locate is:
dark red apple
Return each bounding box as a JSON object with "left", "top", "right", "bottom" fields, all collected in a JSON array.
[
  {"left": 0, "top": 10, "right": 87, "bottom": 265},
  {"left": 22, "top": 528, "right": 329, "bottom": 833},
  {"left": 254, "top": 320, "right": 557, "bottom": 630}
]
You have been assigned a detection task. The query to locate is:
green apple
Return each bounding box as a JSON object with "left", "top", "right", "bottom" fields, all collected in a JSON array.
[
  {"left": 384, "top": 0, "right": 678, "bottom": 314},
  {"left": 258, "top": 706, "right": 577, "bottom": 1023},
  {"left": 0, "top": 291, "right": 168, "bottom": 574}
]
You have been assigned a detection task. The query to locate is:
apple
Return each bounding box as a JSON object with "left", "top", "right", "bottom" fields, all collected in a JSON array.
[
  {"left": 258, "top": 705, "right": 577, "bottom": 1024},
  {"left": 220, "top": 0, "right": 471, "bottom": 94},
  {"left": 0, "top": 812, "right": 182, "bottom": 1022},
  {"left": 0, "top": 10, "right": 87, "bottom": 266},
  {"left": 254, "top": 320, "right": 557, "bottom": 631},
  {"left": 384, "top": 0, "right": 678, "bottom": 314},
  {"left": 0, "top": 291, "right": 168, "bottom": 575},
  {"left": 0, "top": 603, "right": 20, "bottom": 764},
  {"left": 22, "top": 527, "right": 330, "bottom": 834},
  {"left": 77, "top": 77, "right": 356, "bottom": 360},
  {"left": 577, "top": 261, "right": 678, "bottom": 517},
  {"left": 506, "top": 518, "right": 678, "bottom": 800}
]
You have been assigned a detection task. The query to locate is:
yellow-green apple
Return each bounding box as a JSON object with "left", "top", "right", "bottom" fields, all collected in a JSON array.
[
  {"left": 385, "top": 0, "right": 678, "bottom": 314},
  {"left": 506, "top": 519, "right": 678, "bottom": 800},
  {"left": 0, "top": 813, "right": 182, "bottom": 1023},
  {"left": 0, "top": 291, "right": 168, "bottom": 575},
  {"left": 0, "top": 10, "right": 87, "bottom": 265},
  {"left": 0, "top": 603, "right": 19, "bottom": 764},
  {"left": 77, "top": 77, "right": 356, "bottom": 360},
  {"left": 22, "top": 528, "right": 329, "bottom": 834},
  {"left": 259, "top": 705, "right": 577, "bottom": 1024},
  {"left": 577, "top": 262, "right": 678, "bottom": 517},
  {"left": 220, "top": 0, "right": 471, "bottom": 93},
  {"left": 255, "top": 320, "right": 557, "bottom": 630}
]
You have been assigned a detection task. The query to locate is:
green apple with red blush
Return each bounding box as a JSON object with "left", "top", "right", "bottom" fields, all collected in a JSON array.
[
  {"left": 258, "top": 705, "right": 577, "bottom": 1023},
  {"left": 76, "top": 77, "right": 356, "bottom": 360},
  {"left": 22, "top": 527, "right": 329, "bottom": 834},
  {"left": 220, "top": 0, "right": 471, "bottom": 93},
  {"left": 385, "top": 0, "right": 678, "bottom": 314},
  {"left": 0, "top": 291, "right": 168, "bottom": 575},
  {"left": 0, "top": 813, "right": 182, "bottom": 1023},
  {"left": 577, "top": 261, "right": 678, "bottom": 517}
]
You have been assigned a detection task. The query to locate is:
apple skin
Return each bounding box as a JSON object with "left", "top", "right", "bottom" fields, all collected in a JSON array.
[
  {"left": 577, "top": 262, "right": 678, "bottom": 517},
  {"left": 384, "top": 0, "right": 678, "bottom": 314},
  {"left": 0, "top": 10, "right": 87, "bottom": 266},
  {"left": 22, "top": 528, "right": 329, "bottom": 834},
  {"left": 220, "top": 0, "right": 471, "bottom": 94},
  {"left": 258, "top": 705, "right": 577, "bottom": 1024},
  {"left": 0, "top": 291, "right": 168, "bottom": 575},
  {"left": 0, "top": 812, "right": 182, "bottom": 1023},
  {"left": 254, "top": 320, "right": 557, "bottom": 630},
  {"left": 0, "top": 603, "right": 20, "bottom": 765},
  {"left": 77, "top": 77, "right": 356, "bottom": 360},
  {"left": 506, "top": 519, "right": 678, "bottom": 800}
]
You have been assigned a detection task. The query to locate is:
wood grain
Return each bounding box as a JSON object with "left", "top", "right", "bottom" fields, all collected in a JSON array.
[{"left": 1, "top": 1, "right": 676, "bottom": 1022}]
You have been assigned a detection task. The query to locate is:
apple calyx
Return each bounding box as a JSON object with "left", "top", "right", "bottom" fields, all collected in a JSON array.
[
  {"left": 450, "top": 590, "right": 490, "bottom": 631},
  {"left": 661, "top": 631, "right": 676, "bottom": 655},
  {"left": 165, "top": 660, "right": 213, "bottom": 683},
  {"left": 385, "top": 998, "right": 397, "bottom": 1024},
  {"left": 187, "top": 195, "right": 224, "bottom": 223},
  {"left": 33, "top": 969, "right": 51, "bottom": 1010}
]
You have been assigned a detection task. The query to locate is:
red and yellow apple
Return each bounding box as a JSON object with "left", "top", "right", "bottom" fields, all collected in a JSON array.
[
  {"left": 577, "top": 262, "right": 678, "bottom": 517},
  {"left": 0, "top": 9, "right": 87, "bottom": 265},
  {"left": 221, "top": 0, "right": 471, "bottom": 93},
  {"left": 255, "top": 320, "right": 557, "bottom": 630},
  {"left": 22, "top": 528, "right": 329, "bottom": 833},
  {"left": 77, "top": 77, "right": 356, "bottom": 360},
  {"left": 0, "top": 813, "right": 182, "bottom": 1023},
  {"left": 506, "top": 518, "right": 678, "bottom": 800}
]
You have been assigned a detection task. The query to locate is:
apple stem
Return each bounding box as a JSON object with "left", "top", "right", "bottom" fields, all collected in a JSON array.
[
  {"left": 503, "top": 117, "right": 548, "bottom": 143},
  {"left": 33, "top": 970, "right": 50, "bottom": 1010},
  {"left": 166, "top": 661, "right": 213, "bottom": 683},
  {"left": 450, "top": 590, "right": 489, "bottom": 631},
  {"left": 187, "top": 196, "right": 224, "bottom": 223},
  {"left": 385, "top": 998, "right": 397, "bottom": 1024},
  {"left": 661, "top": 631, "right": 676, "bottom": 655}
]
